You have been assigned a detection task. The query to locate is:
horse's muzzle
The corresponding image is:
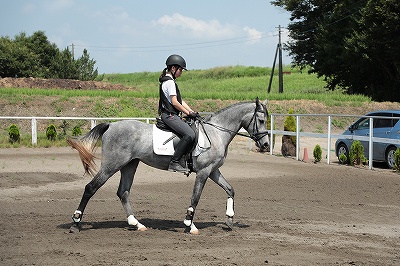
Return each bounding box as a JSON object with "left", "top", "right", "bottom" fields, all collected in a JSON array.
[{"left": 256, "top": 141, "right": 269, "bottom": 152}]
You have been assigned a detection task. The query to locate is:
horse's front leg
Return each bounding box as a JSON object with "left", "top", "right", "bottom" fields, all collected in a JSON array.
[
  {"left": 184, "top": 172, "right": 209, "bottom": 234},
  {"left": 209, "top": 169, "right": 235, "bottom": 228}
]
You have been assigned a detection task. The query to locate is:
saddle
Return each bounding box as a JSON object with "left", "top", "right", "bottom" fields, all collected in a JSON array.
[{"left": 153, "top": 118, "right": 209, "bottom": 171}]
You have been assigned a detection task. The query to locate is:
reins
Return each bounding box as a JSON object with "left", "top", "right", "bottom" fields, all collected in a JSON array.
[{"left": 195, "top": 105, "right": 269, "bottom": 146}]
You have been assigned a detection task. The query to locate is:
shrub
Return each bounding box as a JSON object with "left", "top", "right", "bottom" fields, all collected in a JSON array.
[
  {"left": 313, "top": 144, "right": 322, "bottom": 162},
  {"left": 284, "top": 108, "right": 296, "bottom": 145},
  {"left": 349, "top": 140, "right": 366, "bottom": 165},
  {"left": 72, "top": 125, "right": 82, "bottom": 136},
  {"left": 339, "top": 153, "right": 347, "bottom": 164},
  {"left": 46, "top": 124, "right": 57, "bottom": 141},
  {"left": 394, "top": 148, "right": 400, "bottom": 172},
  {"left": 58, "top": 120, "right": 68, "bottom": 140},
  {"left": 8, "top": 124, "right": 20, "bottom": 143}
]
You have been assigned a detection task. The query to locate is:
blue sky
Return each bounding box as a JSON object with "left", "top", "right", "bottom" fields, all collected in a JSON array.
[{"left": 1, "top": 0, "right": 291, "bottom": 73}]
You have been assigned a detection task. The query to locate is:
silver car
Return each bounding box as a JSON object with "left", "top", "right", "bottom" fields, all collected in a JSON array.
[{"left": 335, "top": 110, "right": 400, "bottom": 168}]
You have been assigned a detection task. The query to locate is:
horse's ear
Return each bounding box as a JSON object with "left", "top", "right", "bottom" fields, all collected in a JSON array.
[
  {"left": 262, "top": 99, "right": 268, "bottom": 106},
  {"left": 255, "top": 97, "right": 260, "bottom": 105}
]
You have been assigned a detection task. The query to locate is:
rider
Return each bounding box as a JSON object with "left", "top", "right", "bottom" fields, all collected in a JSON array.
[{"left": 158, "top": 54, "right": 197, "bottom": 173}]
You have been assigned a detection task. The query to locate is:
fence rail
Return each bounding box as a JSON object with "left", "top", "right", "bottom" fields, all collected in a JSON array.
[
  {"left": 270, "top": 113, "right": 400, "bottom": 170},
  {"left": 2, "top": 113, "right": 400, "bottom": 170}
]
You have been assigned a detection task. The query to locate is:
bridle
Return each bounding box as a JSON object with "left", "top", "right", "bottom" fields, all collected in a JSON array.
[
  {"left": 199, "top": 104, "right": 270, "bottom": 147},
  {"left": 243, "top": 105, "right": 270, "bottom": 147}
]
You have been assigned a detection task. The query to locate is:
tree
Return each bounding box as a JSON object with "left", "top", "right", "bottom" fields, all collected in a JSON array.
[
  {"left": 76, "top": 49, "right": 98, "bottom": 81},
  {"left": 271, "top": 0, "right": 400, "bottom": 102},
  {"left": 0, "top": 31, "right": 98, "bottom": 80},
  {"left": 50, "top": 47, "right": 78, "bottom": 79}
]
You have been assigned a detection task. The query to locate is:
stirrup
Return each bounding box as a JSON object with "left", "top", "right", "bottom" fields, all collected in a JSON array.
[{"left": 168, "top": 161, "right": 189, "bottom": 174}]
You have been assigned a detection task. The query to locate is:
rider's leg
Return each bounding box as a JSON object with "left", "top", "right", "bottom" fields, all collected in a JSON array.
[
  {"left": 161, "top": 113, "right": 195, "bottom": 173},
  {"left": 168, "top": 135, "right": 193, "bottom": 173}
]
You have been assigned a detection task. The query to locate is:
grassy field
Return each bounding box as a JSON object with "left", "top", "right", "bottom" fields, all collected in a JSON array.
[
  {"left": 101, "top": 65, "right": 370, "bottom": 104},
  {"left": 0, "top": 65, "right": 375, "bottom": 147}
]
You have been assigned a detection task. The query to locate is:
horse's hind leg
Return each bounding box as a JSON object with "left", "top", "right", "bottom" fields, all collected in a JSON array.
[
  {"left": 70, "top": 167, "right": 117, "bottom": 232},
  {"left": 209, "top": 169, "right": 236, "bottom": 228},
  {"left": 117, "top": 159, "right": 146, "bottom": 231}
]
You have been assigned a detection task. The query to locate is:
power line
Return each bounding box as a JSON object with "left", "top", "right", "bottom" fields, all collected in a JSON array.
[{"left": 73, "top": 31, "right": 283, "bottom": 53}]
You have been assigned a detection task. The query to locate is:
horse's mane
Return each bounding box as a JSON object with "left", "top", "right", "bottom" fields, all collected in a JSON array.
[{"left": 212, "top": 101, "right": 253, "bottom": 117}]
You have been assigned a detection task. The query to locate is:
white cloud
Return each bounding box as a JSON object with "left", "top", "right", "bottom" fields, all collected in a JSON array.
[
  {"left": 243, "top": 26, "right": 262, "bottom": 43},
  {"left": 155, "top": 13, "right": 235, "bottom": 38}
]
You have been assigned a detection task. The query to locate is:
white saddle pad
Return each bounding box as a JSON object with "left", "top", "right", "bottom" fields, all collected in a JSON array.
[{"left": 152, "top": 125, "right": 208, "bottom": 156}]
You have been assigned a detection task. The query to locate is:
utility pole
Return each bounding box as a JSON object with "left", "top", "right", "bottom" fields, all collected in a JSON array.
[
  {"left": 267, "top": 25, "right": 284, "bottom": 93},
  {"left": 71, "top": 43, "right": 75, "bottom": 59},
  {"left": 278, "top": 25, "right": 283, "bottom": 93}
]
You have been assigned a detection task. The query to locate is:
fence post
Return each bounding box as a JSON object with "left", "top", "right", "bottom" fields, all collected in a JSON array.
[
  {"left": 31, "top": 118, "right": 37, "bottom": 145},
  {"left": 369, "top": 118, "right": 373, "bottom": 169},
  {"left": 296, "top": 115, "right": 300, "bottom": 160},
  {"left": 270, "top": 115, "right": 274, "bottom": 155},
  {"left": 327, "top": 116, "right": 332, "bottom": 164}
]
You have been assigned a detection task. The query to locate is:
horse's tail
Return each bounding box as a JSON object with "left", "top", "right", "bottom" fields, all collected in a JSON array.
[{"left": 67, "top": 123, "right": 110, "bottom": 176}]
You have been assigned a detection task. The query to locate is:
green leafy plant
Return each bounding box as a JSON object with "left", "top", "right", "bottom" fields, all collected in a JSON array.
[
  {"left": 8, "top": 124, "right": 20, "bottom": 143},
  {"left": 313, "top": 144, "right": 322, "bottom": 162},
  {"left": 349, "top": 140, "right": 367, "bottom": 166},
  {"left": 393, "top": 148, "right": 400, "bottom": 172},
  {"left": 46, "top": 124, "right": 57, "bottom": 141},
  {"left": 72, "top": 125, "right": 82, "bottom": 136},
  {"left": 284, "top": 108, "right": 296, "bottom": 145},
  {"left": 339, "top": 153, "right": 347, "bottom": 164},
  {"left": 58, "top": 120, "right": 69, "bottom": 140}
]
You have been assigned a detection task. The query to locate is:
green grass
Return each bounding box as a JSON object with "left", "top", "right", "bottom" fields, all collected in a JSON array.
[
  {"left": 1, "top": 65, "right": 371, "bottom": 104},
  {"left": 99, "top": 65, "right": 371, "bottom": 104},
  {"left": 0, "top": 65, "right": 373, "bottom": 148}
]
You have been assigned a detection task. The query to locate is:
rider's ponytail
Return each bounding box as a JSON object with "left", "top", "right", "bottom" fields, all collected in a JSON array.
[{"left": 159, "top": 67, "right": 168, "bottom": 83}]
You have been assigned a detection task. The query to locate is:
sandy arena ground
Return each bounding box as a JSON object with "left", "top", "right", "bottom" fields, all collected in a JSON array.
[{"left": 0, "top": 138, "right": 399, "bottom": 266}]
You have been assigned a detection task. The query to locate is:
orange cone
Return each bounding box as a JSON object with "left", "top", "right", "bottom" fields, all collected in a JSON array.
[{"left": 303, "top": 148, "right": 309, "bottom": 162}]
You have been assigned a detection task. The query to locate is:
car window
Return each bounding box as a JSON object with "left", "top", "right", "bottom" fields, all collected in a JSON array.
[
  {"left": 393, "top": 114, "right": 400, "bottom": 128},
  {"left": 375, "top": 118, "right": 392, "bottom": 128},
  {"left": 356, "top": 118, "right": 370, "bottom": 129}
]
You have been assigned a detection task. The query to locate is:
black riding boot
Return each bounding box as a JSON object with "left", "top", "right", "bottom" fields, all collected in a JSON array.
[{"left": 168, "top": 136, "right": 192, "bottom": 173}]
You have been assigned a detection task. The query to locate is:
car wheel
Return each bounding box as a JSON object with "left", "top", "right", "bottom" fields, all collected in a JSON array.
[
  {"left": 337, "top": 143, "right": 349, "bottom": 164},
  {"left": 386, "top": 146, "right": 397, "bottom": 169}
]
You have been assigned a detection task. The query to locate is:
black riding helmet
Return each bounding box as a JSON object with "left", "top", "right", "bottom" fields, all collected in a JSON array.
[{"left": 166, "top": 54, "right": 187, "bottom": 70}]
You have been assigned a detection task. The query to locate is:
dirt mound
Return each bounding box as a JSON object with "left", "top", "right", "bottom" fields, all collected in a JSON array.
[{"left": 0, "top": 77, "right": 133, "bottom": 90}]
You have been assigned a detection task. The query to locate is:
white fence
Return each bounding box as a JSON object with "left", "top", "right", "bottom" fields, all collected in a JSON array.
[
  {"left": 270, "top": 113, "right": 400, "bottom": 170},
  {"left": 1, "top": 113, "right": 400, "bottom": 170}
]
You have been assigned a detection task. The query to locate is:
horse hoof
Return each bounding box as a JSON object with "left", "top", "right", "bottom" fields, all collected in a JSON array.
[
  {"left": 69, "top": 223, "right": 81, "bottom": 233},
  {"left": 190, "top": 229, "right": 199, "bottom": 235},
  {"left": 226, "top": 216, "right": 234, "bottom": 230},
  {"left": 137, "top": 226, "right": 147, "bottom": 231}
]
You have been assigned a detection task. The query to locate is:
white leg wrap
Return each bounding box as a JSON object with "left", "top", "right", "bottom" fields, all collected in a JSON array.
[
  {"left": 226, "top": 198, "right": 234, "bottom": 217},
  {"left": 184, "top": 207, "right": 194, "bottom": 226},
  {"left": 127, "top": 215, "right": 138, "bottom": 226},
  {"left": 72, "top": 210, "right": 82, "bottom": 223},
  {"left": 128, "top": 215, "right": 147, "bottom": 231},
  {"left": 184, "top": 219, "right": 192, "bottom": 226}
]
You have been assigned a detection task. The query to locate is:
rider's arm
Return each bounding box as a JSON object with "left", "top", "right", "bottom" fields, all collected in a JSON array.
[{"left": 171, "top": 95, "right": 191, "bottom": 115}]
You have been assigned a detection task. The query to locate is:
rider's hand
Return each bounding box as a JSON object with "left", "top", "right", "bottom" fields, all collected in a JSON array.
[{"left": 187, "top": 111, "right": 199, "bottom": 119}]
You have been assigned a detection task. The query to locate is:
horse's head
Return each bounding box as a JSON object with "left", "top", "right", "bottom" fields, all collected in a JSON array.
[{"left": 244, "top": 98, "right": 270, "bottom": 152}]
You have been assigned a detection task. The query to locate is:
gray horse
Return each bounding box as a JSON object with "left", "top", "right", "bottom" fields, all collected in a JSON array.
[{"left": 67, "top": 98, "right": 269, "bottom": 234}]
